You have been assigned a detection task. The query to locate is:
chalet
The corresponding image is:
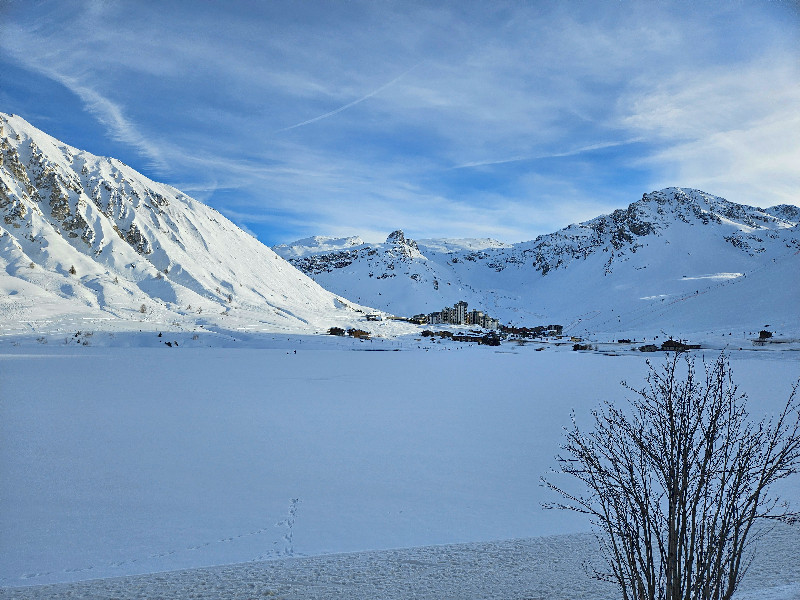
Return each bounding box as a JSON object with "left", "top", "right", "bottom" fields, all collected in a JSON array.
[{"left": 661, "top": 339, "right": 701, "bottom": 351}]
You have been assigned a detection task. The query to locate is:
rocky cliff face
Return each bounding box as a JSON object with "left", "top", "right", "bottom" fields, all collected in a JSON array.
[
  {"left": 286, "top": 230, "right": 424, "bottom": 278},
  {"left": 0, "top": 112, "right": 390, "bottom": 337}
]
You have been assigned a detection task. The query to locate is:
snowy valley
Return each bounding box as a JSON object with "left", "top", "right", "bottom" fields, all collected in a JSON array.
[
  {"left": 275, "top": 189, "right": 800, "bottom": 345},
  {"left": 2, "top": 348, "right": 799, "bottom": 598},
  {"left": 1, "top": 114, "right": 799, "bottom": 600},
  {"left": 2, "top": 111, "right": 798, "bottom": 351}
]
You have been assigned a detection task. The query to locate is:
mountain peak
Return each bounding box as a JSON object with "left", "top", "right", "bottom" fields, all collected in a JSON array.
[
  {"left": 273, "top": 235, "right": 365, "bottom": 259},
  {"left": 635, "top": 187, "right": 793, "bottom": 231},
  {"left": 386, "top": 230, "right": 407, "bottom": 244},
  {"left": 385, "top": 229, "right": 421, "bottom": 259}
]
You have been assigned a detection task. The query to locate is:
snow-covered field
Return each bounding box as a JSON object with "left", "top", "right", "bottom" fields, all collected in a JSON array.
[{"left": 1, "top": 344, "right": 798, "bottom": 597}]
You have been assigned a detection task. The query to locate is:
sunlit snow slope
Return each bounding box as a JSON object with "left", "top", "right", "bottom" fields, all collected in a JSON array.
[
  {"left": 275, "top": 190, "right": 800, "bottom": 337},
  {"left": 0, "top": 112, "right": 398, "bottom": 338}
]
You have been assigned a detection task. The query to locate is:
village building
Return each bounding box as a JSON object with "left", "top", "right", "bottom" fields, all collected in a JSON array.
[
  {"left": 424, "top": 301, "right": 500, "bottom": 330},
  {"left": 455, "top": 301, "right": 468, "bottom": 325}
]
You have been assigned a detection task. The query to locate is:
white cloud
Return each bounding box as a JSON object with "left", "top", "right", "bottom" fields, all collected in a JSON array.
[{"left": 621, "top": 57, "right": 800, "bottom": 206}]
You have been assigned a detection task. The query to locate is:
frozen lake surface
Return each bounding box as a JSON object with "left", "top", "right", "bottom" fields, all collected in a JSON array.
[{"left": 1, "top": 345, "right": 798, "bottom": 594}]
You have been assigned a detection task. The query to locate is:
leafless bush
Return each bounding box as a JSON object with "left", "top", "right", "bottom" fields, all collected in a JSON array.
[{"left": 543, "top": 353, "right": 800, "bottom": 600}]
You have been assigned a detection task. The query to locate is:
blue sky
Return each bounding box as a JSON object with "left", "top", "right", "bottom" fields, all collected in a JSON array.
[{"left": 1, "top": 0, "right": 798, "bottom": 244}]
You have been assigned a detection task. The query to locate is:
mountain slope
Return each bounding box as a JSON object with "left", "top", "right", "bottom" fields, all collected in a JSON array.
[
  {"left": 275, "top": 189, "right": 800, "bottom": 338},
  {"left": 0, "top": 112, "right": 404, "bottom": 340}
]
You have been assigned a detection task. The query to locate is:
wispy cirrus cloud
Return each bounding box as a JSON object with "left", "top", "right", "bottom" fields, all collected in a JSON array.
[
  {"left": 621, "top": 57, "right": 800, "bottom": 206},
  {"left": 44, "top": 72, "right": 168, "bottom": 172},
  {"left": 0, "top": 22, "right": 168, "bottom": 171},
  {"left": 1, "top": 0, "right": 797, "bottom": 244}
]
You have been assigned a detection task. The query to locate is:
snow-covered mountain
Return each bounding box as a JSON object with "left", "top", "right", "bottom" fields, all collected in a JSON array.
[
  {"left": 4, "top": 111, "right": 795, "bottom": 344},
  {"left": 0, "top": 112, "right": 406, "bottom": 340},
  {"left": 275, "top": 189, "right": 800, "bottom": 338}
]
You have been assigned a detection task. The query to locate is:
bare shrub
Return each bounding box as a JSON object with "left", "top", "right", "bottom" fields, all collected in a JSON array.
[{"left": 544, "top": 353, "right": 800, "bottom": 600}]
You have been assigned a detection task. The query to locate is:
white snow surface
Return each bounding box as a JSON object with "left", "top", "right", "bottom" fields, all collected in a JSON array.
[
  {"left": 2, "top": 114, "right": 800, "bottom": 599},
  {"left": 3, "top": 526, "right": 799, "bottom": 599},
  {"left": 273, "top": 235, "right": 367, "bottom": 259},
  {"left": 415, "top": 237, "right": 515, "bottom": 253},
  {"left": 0, "top": 113, "right": 410, "bottom": 340},
  {"left": 275, "top": 189, "right": 800, "bottom": 341},
  {"left": 1, "top": 346, "right": 798, "bottom": 597}
]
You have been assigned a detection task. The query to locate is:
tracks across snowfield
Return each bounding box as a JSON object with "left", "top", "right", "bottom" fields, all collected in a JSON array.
[
  {"left": 2, "top": 348, "right": 799, "bottom": 594},
  {"left": 3, "top": 527, "right": 799, "bottom": 600}
]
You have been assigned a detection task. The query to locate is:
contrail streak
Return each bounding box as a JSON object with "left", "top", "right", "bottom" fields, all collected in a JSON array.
[
  {"left": 278, "top": 63, "right": 422, "bottom": 132},
  {"left": 453, "top": 138, "right": 645, "bottom": 169}
]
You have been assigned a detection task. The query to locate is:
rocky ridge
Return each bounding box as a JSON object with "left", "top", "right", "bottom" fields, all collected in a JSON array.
[
  {"left": 274, "top": 188, "right": 799, "bottom": 335},
  {"left": 0, "top": 112, "right": 403, "bottom": 339}
]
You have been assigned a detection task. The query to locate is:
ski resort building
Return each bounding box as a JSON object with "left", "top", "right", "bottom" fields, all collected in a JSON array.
[{"left": 425, "top": 301, "right": 500, "bottom": 330}]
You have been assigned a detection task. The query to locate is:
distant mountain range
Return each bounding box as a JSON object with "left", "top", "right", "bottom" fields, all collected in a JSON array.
[
  {"left": 275, "top": 189, "right": 800, "bottom": 338},
  {"left": 0, "top": 112, "right": 397, "bottom": 340},
  {"left": 2, "top": 111, "right": 797, "bottom": 343}
]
